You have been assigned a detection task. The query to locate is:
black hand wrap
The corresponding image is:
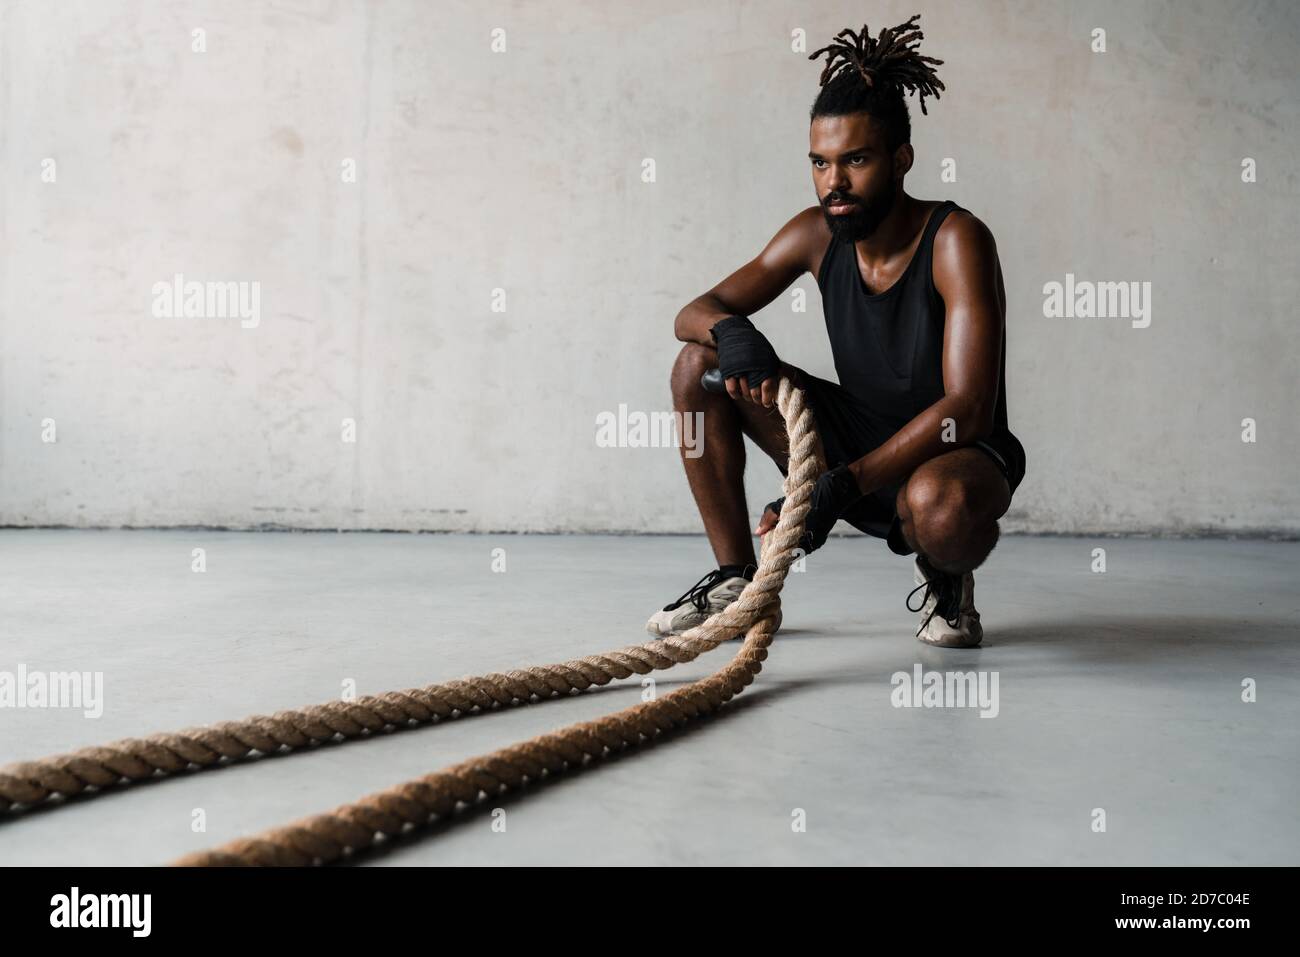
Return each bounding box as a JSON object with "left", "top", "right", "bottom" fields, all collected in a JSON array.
[
  {"left": 762, "top": 464, "right": 866, "bottom": 555},
  {"left": 709, "top": 315, "right": 780, "bottom": 390}
]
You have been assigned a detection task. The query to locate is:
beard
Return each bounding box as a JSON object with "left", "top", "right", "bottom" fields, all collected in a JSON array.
[{"left": 822, "top": 182, "right": 898, "bottom": 243}]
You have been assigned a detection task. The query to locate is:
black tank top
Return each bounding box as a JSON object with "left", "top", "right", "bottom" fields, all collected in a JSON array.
[{"left": 815, "top": 200, "right": 1009, "bottom": 436}]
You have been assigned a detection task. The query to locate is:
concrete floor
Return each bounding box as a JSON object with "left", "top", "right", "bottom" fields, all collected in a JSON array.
[{"left": 0, "top": 529, "right": 1296, "bottom": 866}]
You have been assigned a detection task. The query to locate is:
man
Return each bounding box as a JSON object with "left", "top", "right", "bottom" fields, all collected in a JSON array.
[{"left": 647, "top": 16, "right": 1026, "bottom": 648}]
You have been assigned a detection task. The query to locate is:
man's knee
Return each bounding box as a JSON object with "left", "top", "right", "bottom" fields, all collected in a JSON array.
[
  {"left": 903, "top": 475, "right": 991, "bottom": 567},
  {"left": 671, "top": 342, "right": 714, "bottom": 400}
]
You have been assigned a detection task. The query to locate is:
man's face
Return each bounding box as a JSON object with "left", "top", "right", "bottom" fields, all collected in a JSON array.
[{"left": 809, "top": 114, "right": 901, "bottom": 243}]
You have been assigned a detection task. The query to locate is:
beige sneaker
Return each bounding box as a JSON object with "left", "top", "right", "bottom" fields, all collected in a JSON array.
[
  {"left": 908, "top": 556, "right": 982, "bottom": 648},
  {"left": 646, "top": 565, "right": 779, "bottom": 639}
]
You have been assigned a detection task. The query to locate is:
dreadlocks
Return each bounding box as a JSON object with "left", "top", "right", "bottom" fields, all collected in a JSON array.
[{"left": 808, "top": 14, "right": 945, "bottom": 149}]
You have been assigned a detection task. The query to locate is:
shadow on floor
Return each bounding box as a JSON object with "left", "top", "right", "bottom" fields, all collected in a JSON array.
[{"left": 981, "top": 614, "right": 1297, "bottom": 657}]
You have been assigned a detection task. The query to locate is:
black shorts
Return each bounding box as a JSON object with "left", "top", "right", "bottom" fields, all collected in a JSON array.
[{"left": 794, "top": 370, "right": 1027, "bottom": 556}]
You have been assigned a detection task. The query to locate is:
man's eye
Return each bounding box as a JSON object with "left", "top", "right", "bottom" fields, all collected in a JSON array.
[{"left": 849, "top": 156, "right": 866, "bottom": 165}]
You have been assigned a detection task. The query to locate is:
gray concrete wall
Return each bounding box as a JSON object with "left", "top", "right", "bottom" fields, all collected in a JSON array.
[{"left": 1, "top": 0, "right": 1296, "bottom": 534}]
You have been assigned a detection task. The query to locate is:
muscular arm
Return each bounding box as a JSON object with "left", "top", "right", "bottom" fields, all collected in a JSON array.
[
  {"left": 845, "top": 211, "right": 1006, "bottom": 495},
  {"left": 674, "top": 207, "right": 822, "bottom": 345}
]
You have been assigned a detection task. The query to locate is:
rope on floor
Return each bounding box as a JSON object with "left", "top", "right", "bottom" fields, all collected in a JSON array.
[{"left": 0, "top": 375, "right": 824, "bottom": 866}]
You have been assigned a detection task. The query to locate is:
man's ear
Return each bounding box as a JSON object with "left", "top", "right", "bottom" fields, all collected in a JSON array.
[{"left": 893, "top": 143, "right": 914, "bottom": 180}]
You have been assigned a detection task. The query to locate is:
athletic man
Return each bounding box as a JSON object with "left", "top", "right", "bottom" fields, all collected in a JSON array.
[{"left": 647, "top": 16, "right": 1026, "bottom": 648}]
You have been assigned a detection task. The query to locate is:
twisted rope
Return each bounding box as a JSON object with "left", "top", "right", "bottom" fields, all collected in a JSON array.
[{"left": 1, "top": 375, "right": 824, "bottom": 865}]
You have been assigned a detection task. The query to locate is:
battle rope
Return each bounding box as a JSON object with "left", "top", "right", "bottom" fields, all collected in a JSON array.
[{"left": 0, "top": 375, "right": 824, "bottom": 865}]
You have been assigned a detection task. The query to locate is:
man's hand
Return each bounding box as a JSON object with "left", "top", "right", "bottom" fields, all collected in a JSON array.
[
  {"left": 709, "top": 315, "right": 781, "bottom": 407},
  {"left": 754, "top": 498, "right": 784, "bottom": 538},
  {"left": 752, "top": 465, "right": 867, "bottom": 554}
]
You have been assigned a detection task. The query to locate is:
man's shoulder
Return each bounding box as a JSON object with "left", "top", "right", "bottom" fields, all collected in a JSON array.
[
  {"left": 793, "top": 205, "right": 833, "bottom": 270},
  {"left": 929, "top": 203, "right": 1001, "bottom": 300},
  {"left": 761, "top": 206, "right": 833, "bottom": 276},
  {"left": 933, "top": 204, "right": 997, "bottom": 258},
  {"left": 793, "top": 204, "right": 832, "bottom": 241}
]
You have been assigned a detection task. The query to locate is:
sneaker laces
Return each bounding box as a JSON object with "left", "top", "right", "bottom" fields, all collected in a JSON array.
[
  {"left": 906, "top": 558, "right": 963, "bottom": 634},
  {"left": 663, "top": 568, "right": 728, "bottom": 613},
  {"left": 662, "top": 565, "right": 753, "bottom": 614}
]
